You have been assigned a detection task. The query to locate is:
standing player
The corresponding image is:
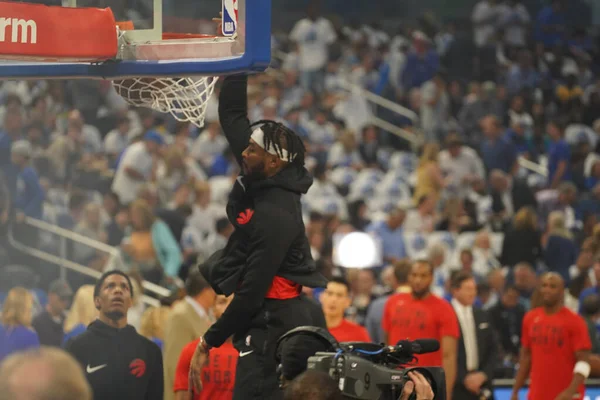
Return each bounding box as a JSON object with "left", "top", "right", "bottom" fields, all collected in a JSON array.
[
  {"left": 382, "top": 259, "right": 459, "bottom": 399},
  {"left": 190, "top": 74, "right": 328, "bottom": 400},
  {"left": 511, "top": 273, "right": 591, "bottom": 400},
  {"left": 174, "top": 295, "right": 237, "bottom": 400},
  {"left": 321, "top": 277, "right": 371, "bottom": 343},
  {"left": 65, "top": 271, "right": 163, "bottom": 400}
]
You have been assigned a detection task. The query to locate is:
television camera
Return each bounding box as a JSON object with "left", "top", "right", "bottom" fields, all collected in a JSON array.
[{"left": 276, "top": 326, "right": 446, "bottom": 400}]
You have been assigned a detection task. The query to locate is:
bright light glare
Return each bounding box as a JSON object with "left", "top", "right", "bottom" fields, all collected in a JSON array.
[{"left": 334, "top": 232, "right": 382, "bottom": 269}]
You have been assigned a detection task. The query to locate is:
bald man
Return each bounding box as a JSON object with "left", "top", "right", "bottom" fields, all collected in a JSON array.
[
  {"left": 0, "top": 347, "right": 92, "bottom": 400},
  {"left": 511, "top": 273, "right": 591, "bottom": 400}
]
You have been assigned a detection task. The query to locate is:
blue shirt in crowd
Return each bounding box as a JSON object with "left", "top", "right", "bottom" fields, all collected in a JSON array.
[
  {"left": 14, "top": 166, "right": 45, "bottom": 219},
  {"left": 534, "top": 6, "right": 566, "bottom": 47},
  {"left": 401, "top": 50, "right": 439, "bottom": 91},
  {"left": 547, "top": 139, "right": 571, "bottom": 185},
  {"left": 481, "top": 136, "right": 518, "bottom": 174},
  {"left": 365, "top": 220, "right": 407, "bottom": 262},
  {"left": 0, "top": 324, "right": 40, "bottom": 362}
]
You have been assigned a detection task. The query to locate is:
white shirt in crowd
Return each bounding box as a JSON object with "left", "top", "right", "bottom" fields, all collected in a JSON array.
[
  {"left": 188, "top": 203, "right": 226, "bottom": 237},
  {"left": 452, "top": 298, "right": 479, "bottom": 371},
  {"left": 191, "top": 129, "right": 229, "bottom": 168},
  {"left": 403, "top": 210, "right": 434, "bottom": 233},
  {"left": 104, "top": 129, "right": 130, "bottom": 157},
  {"left": 111, "top": 141, "right": 154, "bottom": 204},
  {"left": 420, "top": 80, "right": 450, "bottom": 141},
  {"left": 327, "top": 143, "right": 363, "bottom": 168},
  {"left": 289, "top": 17, "right": 337, "bottom": 72},
  {"left": 498, "top": 3, "right": 530, "bottom": 47},
  {"left": 472, "top": 0, "right": 501, "bottom": 47},
  {"left": 439, "top": 146, "right": 486, "bottom": 197}
]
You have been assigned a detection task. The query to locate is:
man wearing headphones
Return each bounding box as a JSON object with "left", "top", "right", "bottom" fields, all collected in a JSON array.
[{"left": 65, "top": 271, "right": 163, "bottom": 400}]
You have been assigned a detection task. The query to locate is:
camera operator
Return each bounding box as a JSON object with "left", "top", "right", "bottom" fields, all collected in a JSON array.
[{"left": 283, "top": 370, "right": 434, "bottom": 400}]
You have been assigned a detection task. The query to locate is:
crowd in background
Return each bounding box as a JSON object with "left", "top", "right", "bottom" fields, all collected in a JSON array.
[{"left": 1, "top": 0, "right": 600, "bottom": 395}]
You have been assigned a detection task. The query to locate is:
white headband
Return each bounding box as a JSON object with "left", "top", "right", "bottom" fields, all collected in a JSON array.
[{"left": 251, "top": 127, "right": 297, "bottom": 162}]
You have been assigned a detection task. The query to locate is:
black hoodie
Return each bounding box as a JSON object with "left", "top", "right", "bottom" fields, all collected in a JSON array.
[
  {"left": 64, "top": 320, "right": 163, "bottom": 400},
  {"left": 200, "top": 75, "right": 328, "bottom": 348}
]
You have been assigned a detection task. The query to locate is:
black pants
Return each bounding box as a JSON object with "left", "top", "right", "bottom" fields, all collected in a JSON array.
[{"left": 232, "top": 297, "right": 314, "bottom": 400}]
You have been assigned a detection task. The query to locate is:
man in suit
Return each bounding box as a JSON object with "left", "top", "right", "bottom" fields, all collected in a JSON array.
[
  {"left": 450, "top": 271, "right": 499, "bottom": 400},
  {"left": 163, "top": 270, "right": 215, "bottom": 400},
  {"left": 489, "top": 169, "right": 537, "bottom": 220}
]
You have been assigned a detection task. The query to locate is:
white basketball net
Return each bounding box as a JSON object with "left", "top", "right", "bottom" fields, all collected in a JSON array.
[{"left": 112, "top": 76, "right": 218, "bottom": 128}]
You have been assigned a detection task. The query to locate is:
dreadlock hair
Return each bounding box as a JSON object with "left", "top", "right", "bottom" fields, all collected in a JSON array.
[{"left": 250, "top": 120, "right": 306, "bottom": 167}]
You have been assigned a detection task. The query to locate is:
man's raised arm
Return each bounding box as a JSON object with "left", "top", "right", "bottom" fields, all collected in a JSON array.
[{"left": 218, "top": 74, "right": 252, "bottom": 167}]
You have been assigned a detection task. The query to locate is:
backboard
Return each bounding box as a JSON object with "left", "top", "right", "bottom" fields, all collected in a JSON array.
[{"left": 0, "top": 0, "right": 271, "bottom": 79}]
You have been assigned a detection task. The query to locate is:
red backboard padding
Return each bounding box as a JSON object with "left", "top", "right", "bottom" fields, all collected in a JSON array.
[{"left": 0, "top": 1, "right": 117, "bottom": 61}]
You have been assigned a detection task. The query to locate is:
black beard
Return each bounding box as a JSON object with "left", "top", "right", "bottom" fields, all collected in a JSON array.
[
  {"left": 105, "top": 310, "right": 125, "bottom": 321},
  {"left": 244, "top": 162, "right": 267, "bottom": 182},
  {"left": 412, "top": 289, "right": 430, "bottom": 299}
]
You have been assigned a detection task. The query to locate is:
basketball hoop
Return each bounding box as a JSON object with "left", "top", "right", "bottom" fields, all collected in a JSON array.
[{"left": 113, "top": 76, "right": 218, "bottom": 128}]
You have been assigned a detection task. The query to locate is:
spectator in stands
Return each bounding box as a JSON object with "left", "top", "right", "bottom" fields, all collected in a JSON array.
[
  {"left": 512, "top": 262, "right": 538, "bottom": 309},
  {"left": 32, "top": 279, "right": 72, "bottom": 347},
  {"left": 111, "top": 131, "right": 164, "bottom": 205},
  {"left": 188, "top": 181, "right": 224, "bottom": 238},
  {"left": 498, "top": 0, "right": 530, "bottom": 52},
  {"left": 11, "top": 140, "right": 44, "bottom": 221},
  {"left": 439, "top": 133, "right": 486, "bottom": 198},
  {"left": 537, "top": 182, "right": 578, "bottom": 231},
  {"left": 458, "top": 82, "right": 504, "bottom": 142},
  {"left": 72, "top": 203, "right": 107, "bottom": 267},
  {"left": 191, "top": 121, "right": 228, "bottom": 170},
  {"left": 365, "top": 259, "right": 411, "bottom": 343},
  {"left": 106, "top": 205, "right": 129, "bottom": 247},
  {"left": 450, "top": 271, "right": 498, "bottom": 400},
  {"left": 0, "top": 287, "right": 40, "bottom": 362},
  {"left": 321, "top": 277, "right": 371, "bottom": 343},
  {"left": 534, "top": 0, "right": 567, "bottom": 47},
  {"left": 382, "top": 259, "right": 459, "bottom": 395},
  {"left": 173, "top": 294, "right": 236, "bottom": 400},
  {"left": 103, "top": 115, "right": 131, "bottom": 164},
  {"left": 289, "top": 2, "right": 337, "bottom": 94},
  {"left": 489, "top": 285, "right": 525, "bottom": 367},
  {"left": 471, "top": 0, "right": 501, "bottom": 49},
  {"left": 404, "top": 194, "right": 436, "bottom": 233},
  {"left": 366, "top": 206, "right": 408, "bottom": 264},
  {"left": 421, "top": 70, "right": 451, "bottom": 142},
  {"left": 62, "top": 285, "right": 97, "bottom": 345},
  {"left": 163, "top": 271, "right": 214, "bottom": 400},
  {"left": 326, "top": 131, "right": 363, "bottom": 169},
  {"left": 413, "top": 142, "right": 446, "bottom": 205},
  {"left": 122, "top": 199, "right": 182, "bottom": 285},
  {"left": 547, "top": 119, "right": 572, "bottom": 188},
  {"left": 0, "top": 347, "right": 92, "bottom": 400},
  {"left": 401, "top": 31, "right": 439, "bottom": 92},
  {"left": 580, "top": 294, "right": 600, "bottom": 354},
  {"left": 139, "top": 306, "right": 171, "bottom": 350},
  {"left": 0, "top": 103, "right": 24, "bottom": 179},
  {"left": 506, "top": 50, "right": 541, "bottom": 96},
  {"left": 500, "top": 206, "right": 542, "bottom": 269},
  {"left": 543, "top": 211, "right": 578, "bottom": 282},
  {"left": 480, "top": 115, "right": 518, "bottom": 175},
  {"left": 65, "top": 271, "right": 163, "bottom": 400}
]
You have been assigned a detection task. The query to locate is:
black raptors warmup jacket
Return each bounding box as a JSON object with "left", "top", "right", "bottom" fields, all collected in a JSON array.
[
  {"left": 200, "top": 74, "right": 328, "bottom": 348},
  {"left": 64, "top": 320, "right": 163, "bottom": 400}
]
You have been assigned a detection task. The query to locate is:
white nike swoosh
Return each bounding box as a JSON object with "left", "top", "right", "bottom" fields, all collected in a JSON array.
[
  {"left": 86, "top": 364, "right": 107, "bottom": 374},
  {"left": 239, "top": 350, "right": 254, "bottom": 357}
]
